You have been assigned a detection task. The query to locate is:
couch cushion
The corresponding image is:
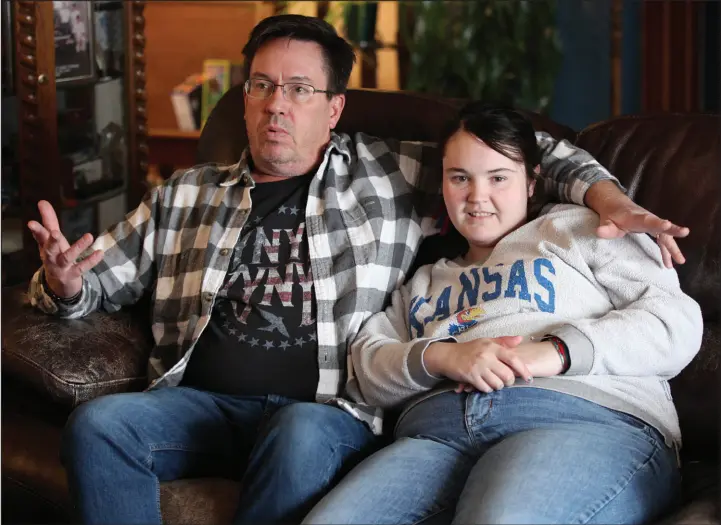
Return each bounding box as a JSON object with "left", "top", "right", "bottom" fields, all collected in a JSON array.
[
  {"left": 576, "top": 114, "right": 721, "bottom": 460},
  {"left": 2, "top": 285, "right": 155, "bottom": 408},
  {"left": 160, "top": 478, "right": 240, "bottom": 525},
  {"left": 2, "top": 407, "right": 242, "bottom": 525}
]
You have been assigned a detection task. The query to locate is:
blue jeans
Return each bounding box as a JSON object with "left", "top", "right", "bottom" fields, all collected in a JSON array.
[
  {"left": 60, "top": 386, "right": 378, "bottom": 524},
  {"left": 304, "top": 388, "right": 680, "bottom": 524}
]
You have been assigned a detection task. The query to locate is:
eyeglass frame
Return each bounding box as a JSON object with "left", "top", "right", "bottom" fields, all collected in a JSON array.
[{"left": 243, "top": 78, "right": 336, "bottom": 103}]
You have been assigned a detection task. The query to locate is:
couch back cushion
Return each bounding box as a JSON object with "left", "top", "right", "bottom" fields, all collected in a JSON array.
[
  {"left": 577, "top": 114, "right": 721, "bottom": 459},
  {"left": 197, "top": 88, "right": 575, "bottom": 165}
]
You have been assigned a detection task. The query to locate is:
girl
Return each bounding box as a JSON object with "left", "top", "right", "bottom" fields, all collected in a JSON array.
[{"left": 304, "top": 102, "right": 702, "bottom": 524}]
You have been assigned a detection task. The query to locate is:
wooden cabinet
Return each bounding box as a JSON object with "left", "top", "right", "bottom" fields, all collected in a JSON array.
[{"left": 2, "top": 1, "right": 148, "bottom": 283}]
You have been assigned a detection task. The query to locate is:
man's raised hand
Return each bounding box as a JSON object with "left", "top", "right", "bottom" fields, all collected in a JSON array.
[{"left": 27, "top": 200, "right": 103, "bottom": 298}]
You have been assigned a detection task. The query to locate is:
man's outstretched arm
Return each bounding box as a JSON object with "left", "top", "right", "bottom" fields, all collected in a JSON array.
[
  {"left": 584, "top": 180, "right": 688, "bottom": 267},
  {"left": 536, "top": 132, "right": 688, "bottom": 268}
]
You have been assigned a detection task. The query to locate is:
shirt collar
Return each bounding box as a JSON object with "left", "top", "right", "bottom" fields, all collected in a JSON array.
[{"left": 217, "top": 131, "right": 352, "bottom": 188}]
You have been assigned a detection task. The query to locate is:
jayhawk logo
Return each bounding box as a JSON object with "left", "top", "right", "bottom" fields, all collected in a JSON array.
[{"left": 448, "top": 306, "right": 486, "bottom": 336}]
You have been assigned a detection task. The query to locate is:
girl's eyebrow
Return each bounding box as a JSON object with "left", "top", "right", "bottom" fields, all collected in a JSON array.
[{"left": 444, "top": 167, "right": 471, "bottom": 175}]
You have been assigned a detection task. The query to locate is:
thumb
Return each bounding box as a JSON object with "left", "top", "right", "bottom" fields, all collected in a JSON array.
[
  {"left": 596, "top": 218, "right": 626, "bottom": 239},
  {"left": 492, "top": 335, "right": 523, "bottom": 348}
]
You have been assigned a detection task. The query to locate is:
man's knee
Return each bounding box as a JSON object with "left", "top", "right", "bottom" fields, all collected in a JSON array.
[
  {"left": 61, "top": 393, "right": 144, "bottom": 461},
  {"left": 267, "top": 403, "right": 344, "bottom": 444}
]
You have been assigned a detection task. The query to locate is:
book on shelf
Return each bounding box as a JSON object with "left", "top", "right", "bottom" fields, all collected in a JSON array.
[
  {"left": 171, "top": 73, "right": 204, "bottom": 131},
  {"left": 201, "top": 59, "right": 245, "bottom": 128}
]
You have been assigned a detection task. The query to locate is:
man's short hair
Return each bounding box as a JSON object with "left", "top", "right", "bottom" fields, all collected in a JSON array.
[{"left": 242, "top": 14, "right": 356, "bottom": 97}]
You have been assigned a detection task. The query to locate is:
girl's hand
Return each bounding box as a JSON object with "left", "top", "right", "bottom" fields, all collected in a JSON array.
[{"left": 425, "top": 336, "right": 531, "bottom": 393}]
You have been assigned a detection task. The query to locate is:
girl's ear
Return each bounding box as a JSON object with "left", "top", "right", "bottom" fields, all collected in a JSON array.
[{"left": 528, "top": 165, "right": 540, "bottom": 198}]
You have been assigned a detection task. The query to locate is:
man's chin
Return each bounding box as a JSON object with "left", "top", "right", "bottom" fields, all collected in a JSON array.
[{"left": 259, "top": 148, "right": 294, "bottom": 165}]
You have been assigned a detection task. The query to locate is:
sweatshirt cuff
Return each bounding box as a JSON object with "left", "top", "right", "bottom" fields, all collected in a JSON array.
[
  {"left": 407, "top": 337, "right": 456, "bottom": 388},
  {"left": 550, "top": 325, "right": 594, "bottom": 375}
]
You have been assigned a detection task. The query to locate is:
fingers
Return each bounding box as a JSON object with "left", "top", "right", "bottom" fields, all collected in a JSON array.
[
  {"left": 469, "top": 360, "right": 516, "bottom": 392},
  {"left": 641, "top": 215, "right": 690, "bottom": 238},
  {"left": 469, "top": 376, "right": 493, "bottom": 394},
  {"left": 658, "top": 233, "right": 685, "bottom": 267},
  {"left": 492, "top": 335, "right": 523, "bottom": 349},
  {"left": 56, "top": 233, "right": 94, "bottom": 267},
  {"left": 479, "top": 367, "right": 509, "bottom": 391},
  {"left": 74, "top": 250, "right": 104, "bottom": 274},
  {"left": 38, "top": 200, "right": 61, "bottom": 232},
  {"left": 28, "top": 220, "right": 51, "bottom": 246},
  {"left": 499, "top": 351, "right": 533, "bottom": 383},
  {"left": 664, "top": 224, "right": 690, "bottom": 238},
  {"left": 596, "top": 219, "right": 626, "bottom": 239},
  {"left": 659, "top": 240, "right": 672, "bottom": 268},
  {"left": 44, "top": 230, "right": 70, "bottom": 259}
]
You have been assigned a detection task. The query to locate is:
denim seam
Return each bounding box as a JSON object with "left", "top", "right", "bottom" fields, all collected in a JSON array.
[
  {"left": 465, "top": 394, "right": 493, "bottom": 451},
  {"left": 149, "top": 442, "right": 207, "bottom": 452},
  {"left": 336, "top": 442, "right": 362, "bottom": 454},
  {"left": 578, "top": 441, "right": 662, "bottom": 524},
  {"left": 154, "top": 477, "right": 162, "bottom": 522}
]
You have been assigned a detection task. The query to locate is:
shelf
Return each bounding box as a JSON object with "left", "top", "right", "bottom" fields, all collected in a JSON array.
[
  {"left": 63, "top": 182, "right": 126, "bottom": 208},
  {"left": 93, "top": 1, "right": 123, "bottom": 12},
  {"left": 1, "top": 217, "right": 23, "bottom": 255},
  {"left": 149, "top": 128, "right": 202, "bottom": 140}
]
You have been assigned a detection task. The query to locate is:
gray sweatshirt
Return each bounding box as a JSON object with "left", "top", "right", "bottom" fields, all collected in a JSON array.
[{"left": 349, "top": 204, "right": 703, "bottom": 447}]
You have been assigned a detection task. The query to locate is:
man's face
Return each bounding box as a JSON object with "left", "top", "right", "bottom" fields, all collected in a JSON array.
[{"left": 244, "top": 38, "right": 345, "bottom": 179}]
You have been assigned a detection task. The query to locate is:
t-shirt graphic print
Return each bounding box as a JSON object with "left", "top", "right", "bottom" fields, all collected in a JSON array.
[{"left": 182, "top": 173, "right": 319, "bottom": 400}]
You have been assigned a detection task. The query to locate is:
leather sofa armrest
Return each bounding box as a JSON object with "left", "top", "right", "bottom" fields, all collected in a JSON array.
[
  {"left": 655, "top": 497, "right": 719, "bottom": 525},
  {"left": 1, "top": 284, "right": 155, "bottom": 409},
  {"left": 654, "top": 459, "right": 719, "bottom": 525}
]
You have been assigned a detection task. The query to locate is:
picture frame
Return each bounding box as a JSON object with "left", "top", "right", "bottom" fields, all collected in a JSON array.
[
  {"left": 53, "top": 1, "right": 96, "bottom": 84},
  {"left": 2, "top": 1, "right": 14, "bottom": 95}
]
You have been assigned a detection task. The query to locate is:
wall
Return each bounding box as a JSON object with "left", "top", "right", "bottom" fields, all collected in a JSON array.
[
  {"left": 144, "top": 1, "right": 273, "bottom": 130},
  {"left": 551, "top": 0, "right": 611, "bottom": 131}
]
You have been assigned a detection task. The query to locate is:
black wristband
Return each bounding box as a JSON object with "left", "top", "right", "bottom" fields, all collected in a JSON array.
[{"left": 41, "top": 272, "right": 82, "bottom": 305}]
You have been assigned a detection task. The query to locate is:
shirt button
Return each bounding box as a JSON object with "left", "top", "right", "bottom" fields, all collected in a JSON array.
[
  {"left": 220, "top": 248, "right": 230, "bottom": 256},
  {"left": 203, "top": 292, "right": 213, "bottom": 302}
]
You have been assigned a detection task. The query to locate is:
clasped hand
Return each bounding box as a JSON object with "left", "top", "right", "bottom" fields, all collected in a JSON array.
[{"left": 425, "top": 336, "right": 563, "bottom": 394}]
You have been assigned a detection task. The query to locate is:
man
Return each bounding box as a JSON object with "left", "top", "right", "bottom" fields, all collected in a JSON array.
[{"left": 28, "top": 14, "right": 688, "bottom": 525}]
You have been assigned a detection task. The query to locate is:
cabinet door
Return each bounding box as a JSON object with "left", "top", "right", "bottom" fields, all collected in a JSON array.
[
  {"left": 13, "top": 1, "right": 60, "bottom": 269},
  {"left": 9, "top": 1, "right": 148, "bottom": 276}
]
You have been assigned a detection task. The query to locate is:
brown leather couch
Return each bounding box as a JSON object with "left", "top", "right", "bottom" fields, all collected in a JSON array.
[{"left": 2, "top": 89, "right": 719, "bottom": 524}]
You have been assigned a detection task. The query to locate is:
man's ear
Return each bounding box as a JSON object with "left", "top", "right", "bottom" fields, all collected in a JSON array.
[{"left": 328, "top": 94, "right": 345, "bottom": 130}]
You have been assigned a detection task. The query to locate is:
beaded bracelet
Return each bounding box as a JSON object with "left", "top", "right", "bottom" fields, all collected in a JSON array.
[{"left": 41, "top": 272, "right": 82, "bottom": 306}]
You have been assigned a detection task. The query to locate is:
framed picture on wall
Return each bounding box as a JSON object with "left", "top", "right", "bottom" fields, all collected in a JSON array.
[
  {"left": 53, "top": 1, "right": 96, "bottom": 84},
  {"left": 2, "top": 1, "right": 13, "bottom": 95}
]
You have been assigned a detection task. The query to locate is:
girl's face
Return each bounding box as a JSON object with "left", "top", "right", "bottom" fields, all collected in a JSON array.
[{"left": 442, "top": 130, "right": 536, "bottom": 261}]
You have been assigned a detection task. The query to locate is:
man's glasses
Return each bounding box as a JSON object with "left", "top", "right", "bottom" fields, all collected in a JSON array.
[{"left": 244, "top": 78, "right": 334, "bottom": 104}]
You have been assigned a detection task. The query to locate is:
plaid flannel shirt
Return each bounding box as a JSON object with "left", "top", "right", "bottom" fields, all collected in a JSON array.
[{"left": 30, "top": 131, "right": 618, "bottom": 435}]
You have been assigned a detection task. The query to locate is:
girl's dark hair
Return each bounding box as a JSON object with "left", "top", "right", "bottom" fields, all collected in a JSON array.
[
  {"left": 242, "top": 15, "right": 356, "bottom": 98},
  {"left": 440, "top": 102, "right": 542, "bottom": 179}
]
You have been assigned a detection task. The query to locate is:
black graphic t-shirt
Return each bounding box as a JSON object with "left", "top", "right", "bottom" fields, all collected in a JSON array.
[{"left": 182, "top": 173, "right": 319, "bottom": 400}]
